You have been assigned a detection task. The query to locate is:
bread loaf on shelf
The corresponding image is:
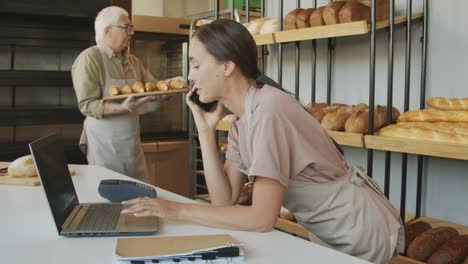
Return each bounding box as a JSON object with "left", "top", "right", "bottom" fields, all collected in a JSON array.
[
  {"left": 344, "top": 105, "right": 399, "bottom": 133},
  {"left": 260, "top": 17, "right": 278, "bottom": 34},
  {"left": 323, "top": 1, "right": 348, "bottom": 25},
  {"left": 407, "top": 227, "right": 459, "bottom": 261},
  {"left": 427, "top": 235, "right": 468, "bottom": 264},
  {"left": 313, "top": 104, "right": 345, "bottom": 122},
  {"left": 405, "top": 221, "right": 432, "bottom": 253},
  {"left": 396, "top": 122, "right": 468, "bottom": 136},
  {"left": 310, "top": 6, "right": 326, "bottom": 27},
  {"left": 246, "top": 17, "right": 270, "bottom": 35},
  {"left": 305, "top": 102, "right": 328, "bottom": 115},
  {"left": 296, "top": 8, "right": 315, "bottom": 28},
  {"left": 321, "top": 105, "right": 353, "bottom": 131},
  {"left": 427, "top": 97, "right": 468, "bottom": 111},
  {"left": 339, "top": 1, "right": 371, "bottom": 24},
  {"left": 398, "top": 108, "right": 468, "bottom": 123},
  {"left": 284, "top": 8, "right": 303, "bottom": 30},
  {"left": 347, "top": 0, "right": 390, "bottom": 21},
  {"left": 379, "top": 125, "right": 468, "bottom": 144}
]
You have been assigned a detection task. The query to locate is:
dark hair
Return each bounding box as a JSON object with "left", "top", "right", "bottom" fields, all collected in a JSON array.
[{"left": 193, "top": 19, "right": 284, "bottom": 91}]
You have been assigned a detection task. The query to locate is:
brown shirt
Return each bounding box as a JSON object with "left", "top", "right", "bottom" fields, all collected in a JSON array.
[
  {"left": 226, "top": 85, "right": 348, "bottom": 187},
  {"left": 71, "top": 43, "right": 155, "bottom": 119}
]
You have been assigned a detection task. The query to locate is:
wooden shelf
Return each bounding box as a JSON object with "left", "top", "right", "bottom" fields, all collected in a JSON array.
[
  {"left": 252, "top": 13, "right": 423, "bottom": 45},
  {"left": 328, "top": 131, "right": 365, "bottom": 148},
  {"left": 365, "top": 135, "right": 468, "bottom": 161}
]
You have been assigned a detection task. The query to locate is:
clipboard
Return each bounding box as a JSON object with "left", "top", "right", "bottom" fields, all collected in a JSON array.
[
  {"left": 115, "top": 234, "right": 243, "bottom": 261},
  {"left": 102, "top": 88, "right": 189, "bottom": 101}
]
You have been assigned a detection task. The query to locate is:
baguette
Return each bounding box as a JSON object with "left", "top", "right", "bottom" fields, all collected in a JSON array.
[
  {"left": 379, "top": 125, "right": 468, "bottom": 144},
  {"left": 296, "top": 8, "right": 315, "bottom": 28},
  {"left": 339, "top": 2, "right": 371, "bottom": 24},
  {"left": 398, "top": 108, "right": 468, "bottom": 123},
  {"left": 284, "top": 8, "right": 303, "bottom": 30},
  {"left": 427, "top": 97, "right": 468, "bottom": 111},
  {"left": 345, "top": 105, "right": 399, "bottom": 133},
  {"left": 427, "top": 235, "right": 468, "bottom": 264},
  {"left": 396, "top": 122, "right": 468, "bottom": 136},
  {"left": 310, "top": 6, "right": 326, "bottom": 27},
  {"left": 323, "top": 1, "right": 348, "bottom": 25},
  {"left": 407, "top": 227, "right": 459, "bottom": 261},
  {"left": 321, "top": 105, "right": 353, "bottom": 131}
]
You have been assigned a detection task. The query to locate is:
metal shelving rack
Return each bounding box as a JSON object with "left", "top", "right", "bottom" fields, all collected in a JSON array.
[{"left": 187, "top": 0, "right": 432, "bottom": 223}]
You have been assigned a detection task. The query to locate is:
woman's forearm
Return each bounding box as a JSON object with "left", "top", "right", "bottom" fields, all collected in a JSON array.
[{"left": 197, "top": 130, "right": 233, "bottom": 205}]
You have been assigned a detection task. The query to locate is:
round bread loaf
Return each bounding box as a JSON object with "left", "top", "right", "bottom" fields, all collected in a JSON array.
[
  {"left": 145, "top": 82, "right": 156, "bottom": 92},
  {"left": 8, "top": 155, "right": 37, "bottom": 178},
  {"left": 156, "top": 80, "right": 169, "bottom": 91},
  {"left": 132, "top": 81, "right": 145, "bottom": 93},
  {"left": 121, "top": 85, "right": 133, "bottom": 94},
  {"left": 109, "top": 85, "right": 121, "bottom": 96},
  {"left": 169, "top": 79, "right": 185, "bottom": 90}
]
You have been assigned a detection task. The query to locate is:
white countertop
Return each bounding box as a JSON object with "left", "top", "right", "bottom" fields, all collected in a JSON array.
[{"left": 0, "top": 164, "right": 370, "bottom": 264}]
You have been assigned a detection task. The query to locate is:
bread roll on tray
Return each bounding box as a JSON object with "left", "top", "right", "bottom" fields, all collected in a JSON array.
[
  {"left": 169, "top": 79, "right": 185, "bottom": 89},
  {"left": 121, "top": 84, "right": 133, "bottom": 94},
  {"left": 145, "top": 82, "right": 156, "bottom": 92},
  {"left": 156, "top": 80, "right": 169, "bottom": 91},
  {"left": 132, "top": 81, "right": 145, "bottom": 93},
  {"left": 109, "top": 85, "right": 121, "bottom": 96}
]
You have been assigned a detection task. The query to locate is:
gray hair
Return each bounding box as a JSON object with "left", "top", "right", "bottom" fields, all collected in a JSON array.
[{"left": 95, "top": 6, "right": 129, "bottom": 44}]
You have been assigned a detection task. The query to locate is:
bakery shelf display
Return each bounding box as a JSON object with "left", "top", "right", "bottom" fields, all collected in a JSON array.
[{"left": 252, "top": 13, "right": 423, "bottom": 45}]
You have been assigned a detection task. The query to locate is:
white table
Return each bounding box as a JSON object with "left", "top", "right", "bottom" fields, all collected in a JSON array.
[{"left": 0, "top": 165, "right": 370, "bottom": 263}]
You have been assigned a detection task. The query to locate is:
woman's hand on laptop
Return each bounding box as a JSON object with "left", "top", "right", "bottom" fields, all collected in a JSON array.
[{"left": 121, "top": 197, "right": 178, "bottom": 219}]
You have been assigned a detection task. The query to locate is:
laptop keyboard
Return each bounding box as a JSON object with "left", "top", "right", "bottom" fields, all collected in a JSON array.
[{"left": 76, "top": 204, "right": 122, "bottom": 231}]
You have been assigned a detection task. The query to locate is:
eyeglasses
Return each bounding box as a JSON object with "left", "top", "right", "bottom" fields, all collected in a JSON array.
[{"left": 111, "top": 24, "right": 134, "bottom": 32}]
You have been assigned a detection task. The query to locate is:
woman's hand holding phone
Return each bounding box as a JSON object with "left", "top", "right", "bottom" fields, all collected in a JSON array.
[{"left": 186, "top": 88, "right": 223, "bottom": 134}]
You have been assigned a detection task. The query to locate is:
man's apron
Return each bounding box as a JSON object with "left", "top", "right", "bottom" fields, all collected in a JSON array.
[
  {"left": 240, "top": 86, "right": 403, "bottom": 264},
  {"left": 83, "top": 46, "right": 149, "bottom": 182}
]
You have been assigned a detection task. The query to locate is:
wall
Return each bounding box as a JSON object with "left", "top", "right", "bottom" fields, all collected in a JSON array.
[
  {"left": 263, "top": 0, "right": 468, "bottom": 225},
  {"left": 132, "top": 0, "right": 213, "bottom": 17}
]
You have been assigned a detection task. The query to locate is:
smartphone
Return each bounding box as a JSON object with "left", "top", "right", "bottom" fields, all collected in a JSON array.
[{"left": 189, "top": 89, "right": 218, "bottom": 112}]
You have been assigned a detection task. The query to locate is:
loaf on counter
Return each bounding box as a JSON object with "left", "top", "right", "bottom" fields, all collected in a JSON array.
[
  {"left": 310, "top": 6, "right": 326, "bottom": 27},
  {"left": 322, "top": 1, "right": 347, "bottom": 25},
  {"left": 407, "top": 227, "right": 460, "bottom": 261},
  {"left": 339, "top": 1, "right": 371, "bottom": 24},
  {"left": 405, "top": 221, "right": 432, "bottom": 253},
  {"left": 427, "top": 235, "right": 468, "bottom": 264},
  {"left": 296, "top": 8, "right": 315, "bottom": 28},
  {"left": 428, "top": 97, "right": 468, "bottom": 111},
  {"left": 8, "top": 155, "right": 37, "bottom": 178},
  {"left": 398, "top": 108, "right": 468, "bottom": 123}
]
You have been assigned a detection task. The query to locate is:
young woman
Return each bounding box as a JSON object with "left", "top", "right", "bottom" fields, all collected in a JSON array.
[{"left": 123, "top": 19, "right": 403, "bottom": 264}]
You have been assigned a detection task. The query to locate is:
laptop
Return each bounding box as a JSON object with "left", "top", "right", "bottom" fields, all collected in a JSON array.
[{"left": 29, "top": 133, "right": 158, "bottom": 237}]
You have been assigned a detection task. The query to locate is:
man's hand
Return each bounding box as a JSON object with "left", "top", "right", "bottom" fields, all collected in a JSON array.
[{"left": 121, "top": 95, "right": 156, "bottom": 112}]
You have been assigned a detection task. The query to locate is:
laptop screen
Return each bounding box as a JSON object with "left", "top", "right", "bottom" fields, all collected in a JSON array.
[{"left": 29, "top": 133, "right": 79, "bottom": 233}]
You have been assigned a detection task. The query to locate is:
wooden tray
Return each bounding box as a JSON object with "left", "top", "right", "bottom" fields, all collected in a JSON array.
[{"left": 102, "top": 88, "right": 189, "bottom": 101}]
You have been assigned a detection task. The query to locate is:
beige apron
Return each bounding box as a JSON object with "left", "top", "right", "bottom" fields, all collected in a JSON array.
[
  {"left": 83, "top": 46, "right": 148, "bottom": 182},
  {"left": 241, "top": 87, "right": 403, "bottom": 264}
]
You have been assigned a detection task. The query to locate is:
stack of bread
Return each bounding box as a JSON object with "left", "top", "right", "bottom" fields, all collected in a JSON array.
[
  {"left": 305, "top": 102, "right": 400, "bottom": 133},
  {"left": 243, "top": 17, "right": 278, "bottom": 35},
  {"left": 379, "top": 97, "right": 468, "bottom": 144},
  {"left": 283, "top": 0, "right": 389, "bottom": 30},
  {"left": 109, "top": 79, "right": 185, "bottom": 96},
  {"left": 404, "top": 221, "right": 468, "bottom": 264}
]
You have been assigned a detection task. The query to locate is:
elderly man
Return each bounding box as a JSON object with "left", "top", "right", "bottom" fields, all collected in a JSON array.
[{"left": 72, "top": 6, "right": 157, "bottom": 182}]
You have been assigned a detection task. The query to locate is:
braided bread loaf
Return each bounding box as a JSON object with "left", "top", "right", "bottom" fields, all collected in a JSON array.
[
  {"left": 398, "top": 108, "right": 468, "bottom": 123},
  {"left": 427, "top": 97, "right": 468, "bottom": 111}
]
